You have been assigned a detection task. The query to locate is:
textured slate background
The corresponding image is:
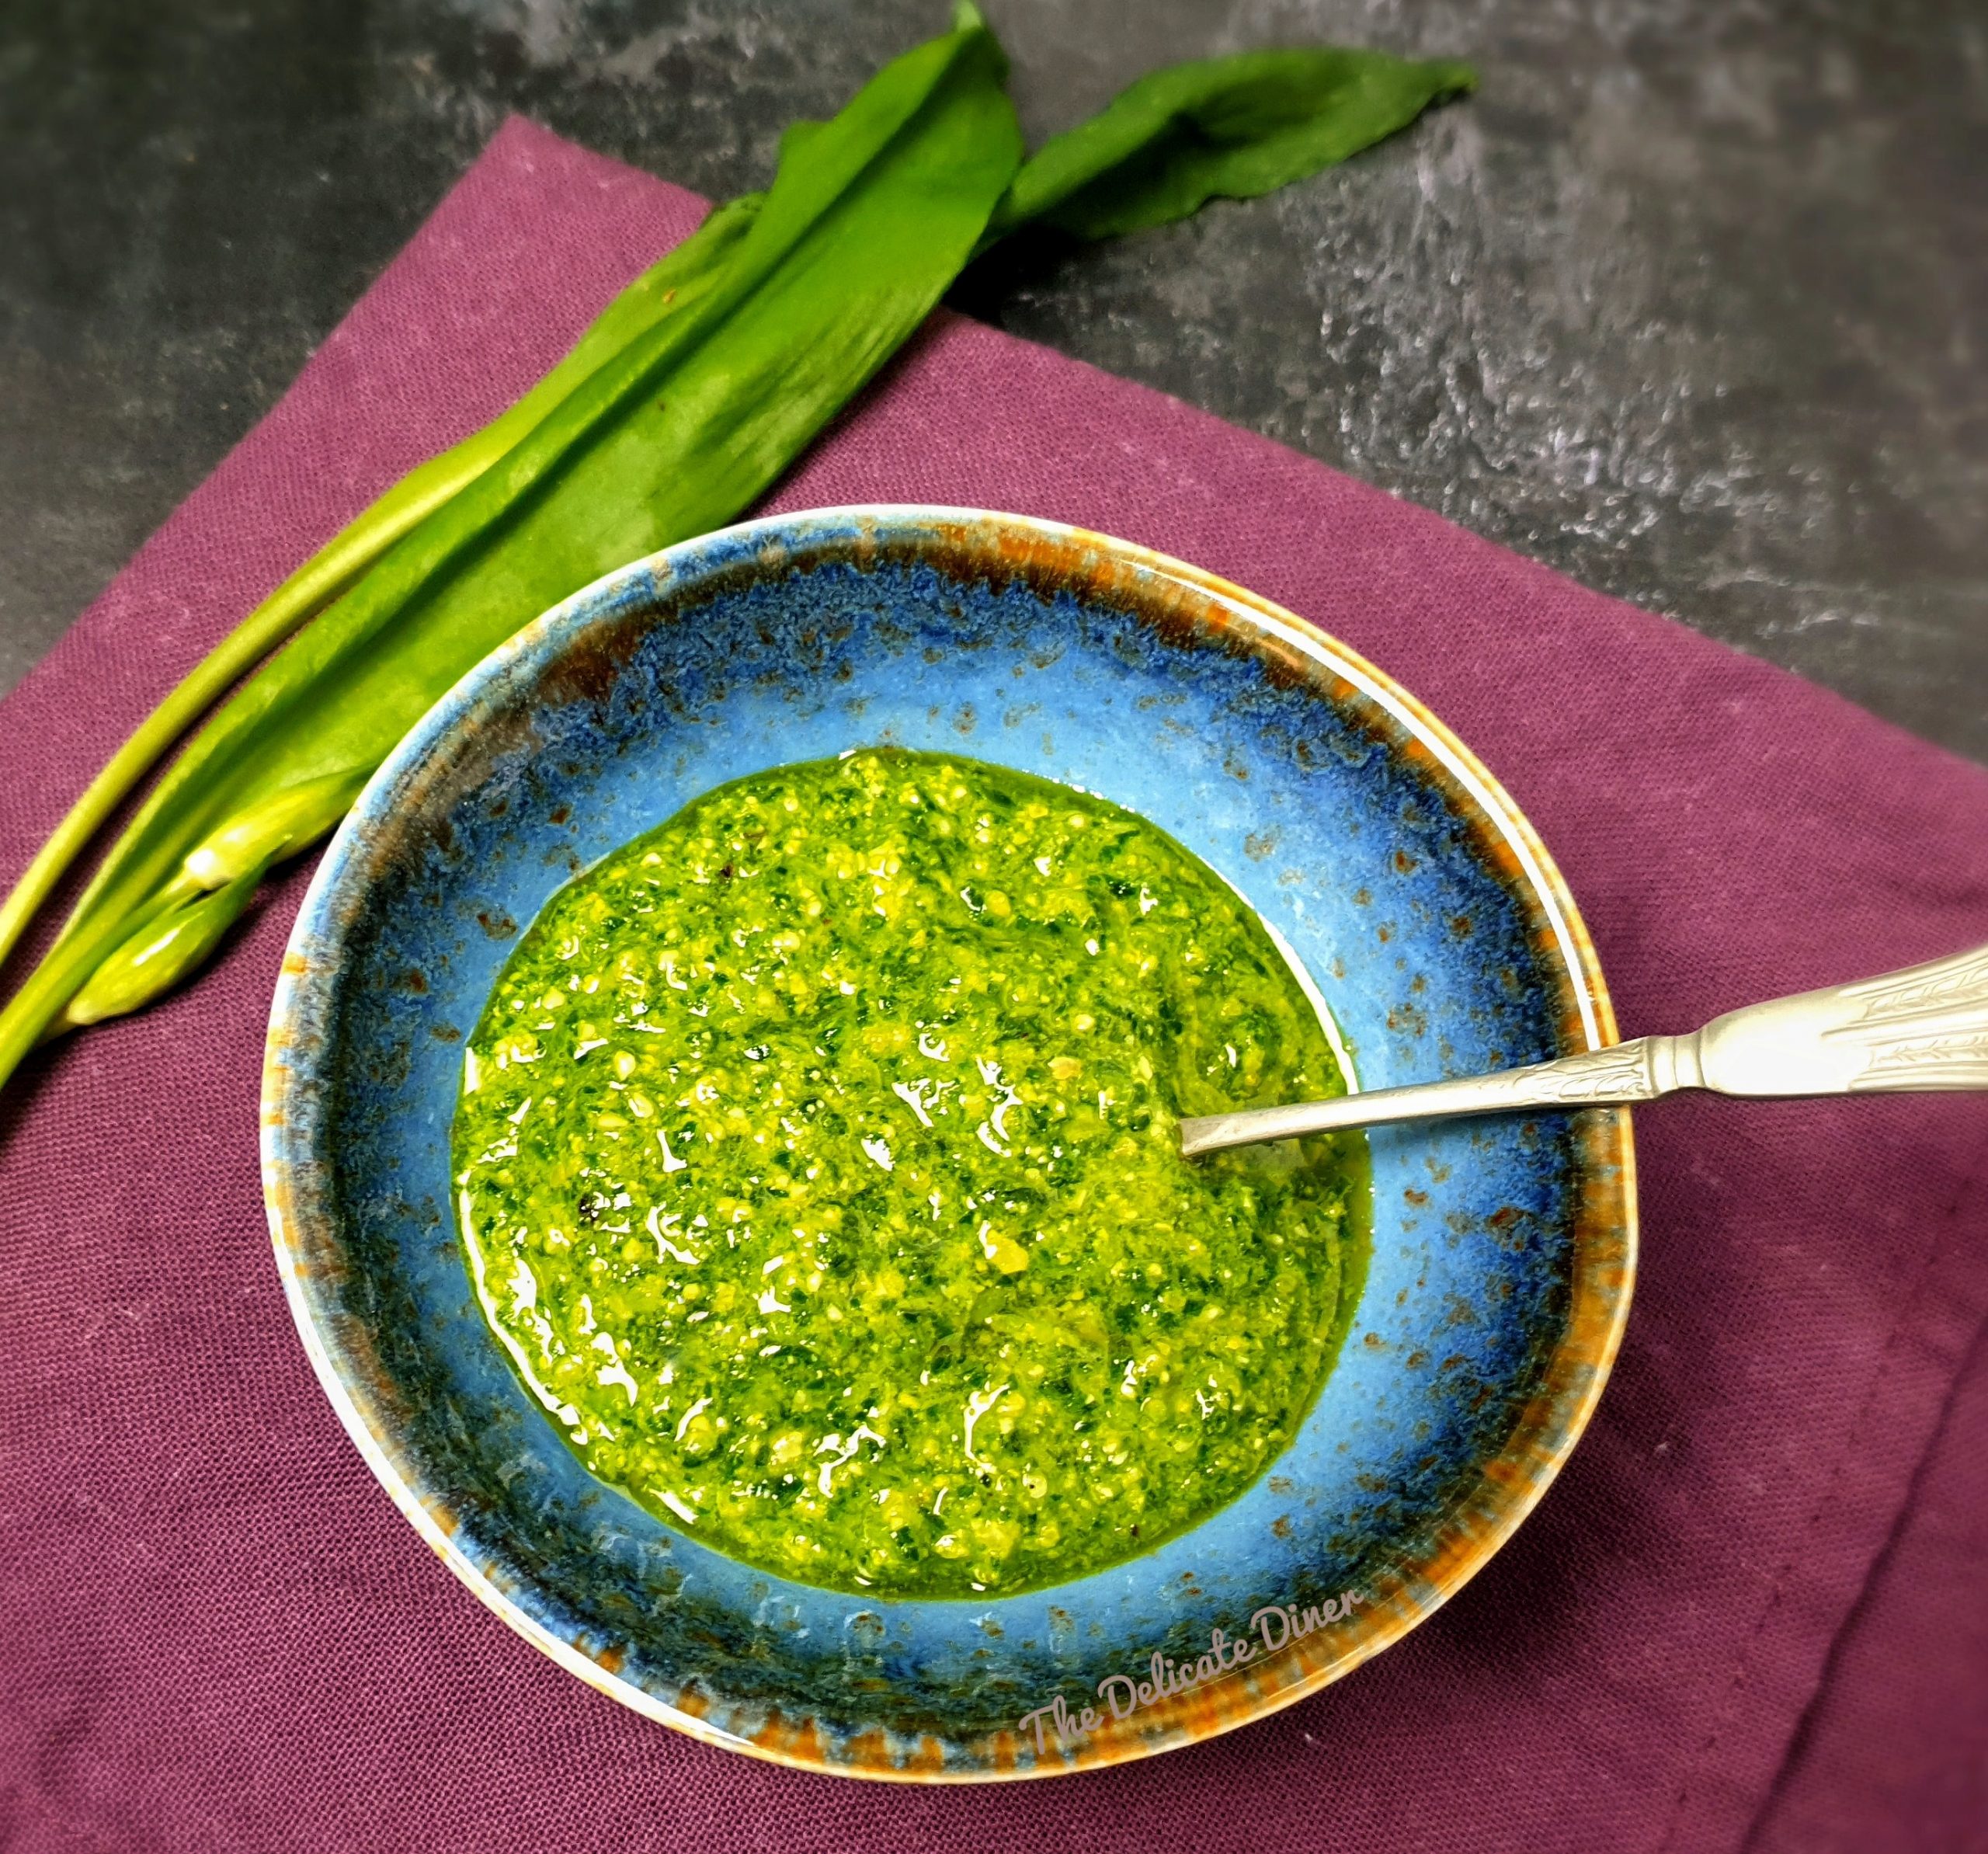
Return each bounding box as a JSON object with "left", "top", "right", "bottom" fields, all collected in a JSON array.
[{"left": 2, "top": 0, "right": 1983, "bottom": 757}]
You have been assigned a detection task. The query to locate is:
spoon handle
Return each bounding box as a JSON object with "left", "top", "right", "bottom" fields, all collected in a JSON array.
[{"left": 1177, "top": 941, "right": 1988, "bottom": 1159}]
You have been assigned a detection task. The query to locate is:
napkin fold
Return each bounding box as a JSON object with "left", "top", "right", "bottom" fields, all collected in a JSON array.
[{"left": 2, "top": 117, "right": 1983, "bottom": 1854}]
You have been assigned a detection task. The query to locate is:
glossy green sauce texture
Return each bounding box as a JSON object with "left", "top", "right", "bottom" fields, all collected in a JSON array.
[{"left": 454, "top": 750, "right": 1368, "bottom": 1597}]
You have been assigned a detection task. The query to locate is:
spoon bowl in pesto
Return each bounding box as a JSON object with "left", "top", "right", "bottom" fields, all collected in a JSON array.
[{"left": 265, "top": 506, "right": 1632, "bottom": 1782}]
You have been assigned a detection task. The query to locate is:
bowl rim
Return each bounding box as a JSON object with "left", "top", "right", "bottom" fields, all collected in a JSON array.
[{"left": 262, "top": 503, "right": 1636, "bottom": 1783}]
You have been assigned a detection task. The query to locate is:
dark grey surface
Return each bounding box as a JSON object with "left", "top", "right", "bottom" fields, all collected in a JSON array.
[{"left": 2, "top": 0, "right": 1983, "bottom": 757}]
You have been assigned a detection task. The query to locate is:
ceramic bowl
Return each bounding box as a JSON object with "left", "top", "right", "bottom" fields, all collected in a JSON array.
[{"left": 263, "top": 506, "right": 1634, "bottom": 1781}]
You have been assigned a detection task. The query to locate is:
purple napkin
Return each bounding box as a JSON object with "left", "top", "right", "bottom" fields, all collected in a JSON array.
[{"left": 2, "top": 117, "right": 1983, "bottom": 1854}]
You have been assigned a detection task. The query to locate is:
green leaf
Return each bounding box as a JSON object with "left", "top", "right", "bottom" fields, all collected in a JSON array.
[
  {"left": 0, "top": 189, "right": 763, "bottom": 977},
  {"left": 0, "top": 14, "right": 1481, "bottom": 1097},
  {"left": 986, "top": 47, "right": 1475, "bottom": 245},
  {"left": 0, "top": 6, "right": 1022, "bottom": 1088}
]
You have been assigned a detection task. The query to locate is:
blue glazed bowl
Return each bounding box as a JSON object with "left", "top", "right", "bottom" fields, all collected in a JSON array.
[{"left": 263, "top": 506, "right": 1633, "bottom": 1781}]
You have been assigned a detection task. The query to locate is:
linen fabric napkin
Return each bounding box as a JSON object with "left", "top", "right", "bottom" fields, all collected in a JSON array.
[{"left": 2, "top": 117, "right": 1983, "bottom": 1854}]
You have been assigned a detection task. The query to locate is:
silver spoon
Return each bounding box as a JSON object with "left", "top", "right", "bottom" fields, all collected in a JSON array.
[{"left": 1178, "top": 941, "right": 1988, "bottom": 1160}]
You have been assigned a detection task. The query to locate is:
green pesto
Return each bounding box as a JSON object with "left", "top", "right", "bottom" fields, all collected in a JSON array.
[{"left": 454, "top": 750, "right": 1368, "bottom": 1597}]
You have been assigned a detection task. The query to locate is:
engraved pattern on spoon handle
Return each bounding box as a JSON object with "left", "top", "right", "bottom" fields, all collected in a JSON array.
[
  {"left": 1829, "top": 941, "right": 1988, "bottom": 1091},
  {"left": 1178, "top": 941, "right": 1988, "bottom": 1157},
  {"left": 1425, "top": 1037, "right": 1666, "bottom": 1108}
]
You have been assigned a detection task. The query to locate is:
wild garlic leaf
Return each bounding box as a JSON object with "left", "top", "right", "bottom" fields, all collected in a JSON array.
[
  {"left": 0, "top": 7, "right": 1021, "bottom": 1084},
  {"left": 0, "top": 11, "right": 1479, "bottom": 1089},
  {"left": 988, "top": 47, "right": 1475, "bottom": 245}
]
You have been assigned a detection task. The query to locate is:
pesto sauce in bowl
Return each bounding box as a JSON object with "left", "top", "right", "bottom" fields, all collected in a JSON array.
[{"left": 454, "top": 750, "right": 1367, "bottom": 1598}]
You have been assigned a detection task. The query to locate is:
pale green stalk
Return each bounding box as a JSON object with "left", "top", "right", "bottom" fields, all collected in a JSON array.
[{"left": 50, "top": 860, "right": 272, "bottom": 1034}]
